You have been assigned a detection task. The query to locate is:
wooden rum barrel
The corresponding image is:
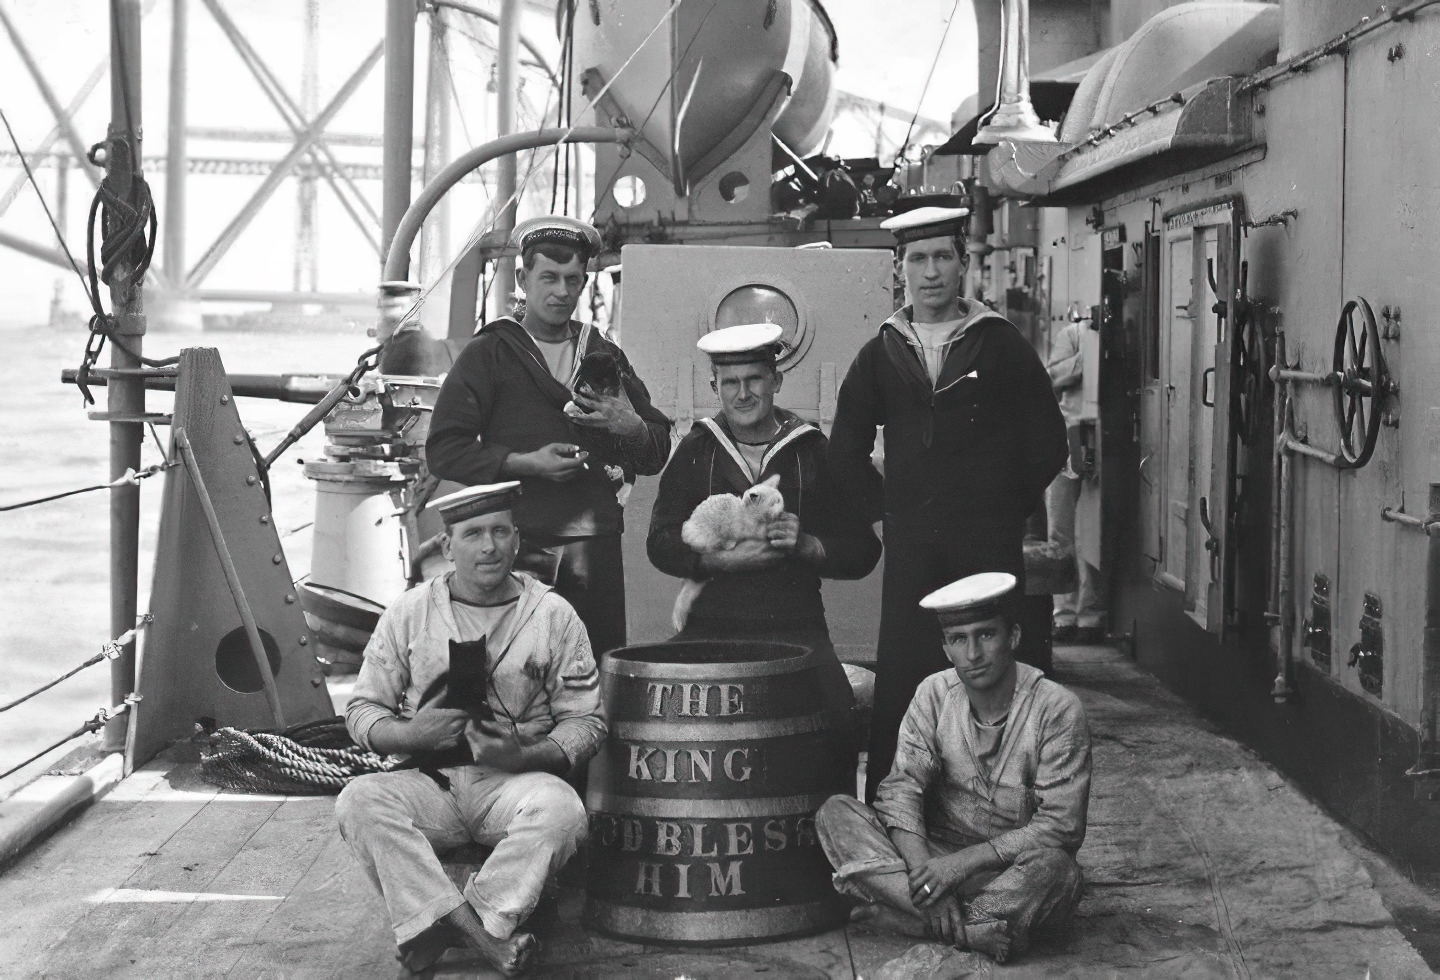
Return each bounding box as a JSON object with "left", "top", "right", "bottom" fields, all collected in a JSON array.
[{"left": 585, "top": 640, "right": 856, "bottom": 945}]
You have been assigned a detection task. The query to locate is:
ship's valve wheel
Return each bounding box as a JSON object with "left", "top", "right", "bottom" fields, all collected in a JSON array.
[{"left": 1331, "top": 298, "right": 1391, "bottom": 469}]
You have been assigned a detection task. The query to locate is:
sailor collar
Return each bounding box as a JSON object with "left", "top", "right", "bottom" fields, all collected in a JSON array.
[
  {"left": 697, "top": 411, "right": 818, "bottom": 486},
  {"left": 486, "top": 316, "right": 597, "bottom": 393}
]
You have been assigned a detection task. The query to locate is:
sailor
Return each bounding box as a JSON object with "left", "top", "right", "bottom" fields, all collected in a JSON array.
[
  {"left": 647, "top": 322, "right": 881, "bottom": 663},
  {"left": 426, "top": 215, "right": 673, "bottom": 657},
  {"left": 336, "top": 482, "right": 606, "bottom": 978},
  {"left": 814, "top": 572, "right": 1089, "bottom": 964},
  {"left": 827, "top": 206, "right": 1069, "bottom": 799}
]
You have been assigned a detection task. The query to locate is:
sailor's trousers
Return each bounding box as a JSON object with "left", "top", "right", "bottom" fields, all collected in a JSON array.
[
  {"left": 336, "top": 766, "right": 586, "bottom": 945},
  {"left": 815, "top": 794, "right": 1082, "bottom": 956}
]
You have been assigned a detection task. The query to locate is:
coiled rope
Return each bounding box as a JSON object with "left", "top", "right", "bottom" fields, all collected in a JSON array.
[{"left": 199, "top": 717, "right": 399, "bottom": 795}]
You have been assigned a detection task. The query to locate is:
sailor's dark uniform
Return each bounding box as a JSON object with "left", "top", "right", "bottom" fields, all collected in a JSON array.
[
  {"left": 426, "top": 316, "right": 673, "bottom": 656},
  {"left": 828, "top": 304, "right": 1068, "bottom": 799},
  {"left": 647, "top": 409, "right": 881, "bottom": 656}
]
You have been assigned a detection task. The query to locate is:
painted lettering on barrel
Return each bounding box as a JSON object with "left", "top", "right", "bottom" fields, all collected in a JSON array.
[
  {"left": 644, "top": 683, "right": 746, "bottom": 717},
  {"left": 597, "top": 815, "right": 822, "bottom": 901},
  {"left": 593, "top": 814, "right": 823, "bottom": 855},
  {"left": 631, "top": 861, "right": 745, "bottom": 897},
  {"left": 624, "top": 744, "right": 748, "bottom": 782}
]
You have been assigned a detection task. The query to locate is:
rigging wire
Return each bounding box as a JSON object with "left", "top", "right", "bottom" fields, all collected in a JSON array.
[
  {"left": 0, "top": 697, "right": 140, "bottom": 782},
  {"left": 0, "top": 105, "right": 93, "bottom": 305},
  {"left": 894, "top": 0, "right": 962, "bottom": 165},
  {"left": 562, "top": 0, "right": 577, "bottom": 214},
  {"left": 0, "top": 620, "right": 152, "bottom": 715},
  {"left": 0, "top": 461, "right": 174, "bottom": 514},
  {"left": 591, "top": 0, "right": 720, "bottom": 212}
]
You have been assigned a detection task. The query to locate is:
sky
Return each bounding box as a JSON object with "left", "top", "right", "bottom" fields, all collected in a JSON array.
[{"left": 0, "top": 0, "right": 976, "bottom": 326}]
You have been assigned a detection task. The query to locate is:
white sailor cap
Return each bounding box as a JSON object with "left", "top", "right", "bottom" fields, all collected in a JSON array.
[
  {"left": 697, "top": 323, "right": 786, "bottom": 366},
  {"left": 920, "top": 572, "right": 1018, "bottom": 626},
  {"left": 427, "top": 481, "right": 522, "bottom": 526},
  {"left": 509, "top": 215, "right": 603, "bottom": 262},
  {"left": 880, "top": 206, "right": 972, "bottom": 245}
]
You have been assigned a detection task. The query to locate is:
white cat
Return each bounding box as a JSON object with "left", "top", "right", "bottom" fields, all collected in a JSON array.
[{"left": 672, "top": 474, "right": 786, "bottom": 632}]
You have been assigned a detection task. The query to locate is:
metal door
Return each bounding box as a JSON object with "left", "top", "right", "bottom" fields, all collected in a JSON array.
[
  {"left": 1185, "top": 228, "right": 1221, "bottom": 623},
  {"left": 1159, "top": 233, "right": 1194, "bottom": 592}
]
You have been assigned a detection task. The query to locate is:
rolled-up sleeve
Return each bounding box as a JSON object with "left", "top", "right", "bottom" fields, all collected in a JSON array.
[
  {"left": 543, "top": 607, "right": 608, "bottom": 767},
  {"left": 987, "top": 694, "right": 1092, "bottom": 861},
  {"left": 345, "top": 611, "right": 411, "bottom": 752},
  {"left": 873, "top": 682, "right": 945, "bottom": 839}
]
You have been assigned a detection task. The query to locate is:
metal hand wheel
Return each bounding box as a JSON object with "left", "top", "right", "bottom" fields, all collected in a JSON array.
[
  {"left": 1230, "top": 262, "right": 1265, "bottom": 446},
  {"left": 1331, "top": 298, "right": 1388, "bottom": 469}
]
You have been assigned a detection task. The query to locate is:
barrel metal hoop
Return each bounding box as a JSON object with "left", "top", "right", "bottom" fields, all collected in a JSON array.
[
  {"left": 585, "top": 792, "right": 830, "bottom": 819},
  {"left": 601, "top": 649, "right": 823, "bottom": 680},
  {"left": 586, "top": 901, "right": 843, "bottom": 944},
  {"left": 610, "top": 709, "right": 851, "bottom": 742}
]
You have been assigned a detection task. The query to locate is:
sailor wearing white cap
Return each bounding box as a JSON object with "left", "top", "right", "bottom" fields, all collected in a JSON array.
[
  {"left": 648, "top": 323, "right": 880, "bottom": 676},
  {"left": 814, "top": 572, "right": 1089, "bottom": 964},
  {"left": 828, "top": 204, "right": 1070, "bottom": 800},
  {"left": 339, "top": 478, "right": 605, "bottom": 977},
  {"left": 427, "top": 216, "right": 673, "bottom": 657}
]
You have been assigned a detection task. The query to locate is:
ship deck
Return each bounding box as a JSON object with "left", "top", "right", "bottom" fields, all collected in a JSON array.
[{"left": 2, "top": 646, "right": 1435, "bottom": 980}]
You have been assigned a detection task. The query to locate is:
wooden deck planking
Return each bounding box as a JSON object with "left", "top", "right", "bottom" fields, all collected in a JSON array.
[
  {"left": 51, "top": 787, "right": 285, "bottom": 978},
  {"left": 0, "top": 765, "right": 219, "bottom": 978},
  {"left": 222, "top": 830, "right": 397, "bottom": 980},
  {"left": 131, "top": 796, "right": 341, "bottom": 979},
  {"left": 3, "top": 649, "right": 1438, "bottom": 978}
]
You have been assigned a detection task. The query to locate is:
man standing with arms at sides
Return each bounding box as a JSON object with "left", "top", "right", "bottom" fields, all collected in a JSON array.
[
  {"left": 337, "top": 482, "right": 606, "bottom": 977},
  {"left": 427, "top": 216, "right": 673, "bottom": 657},
  {"left": 1046, "top": 304, "right": 1106, "bottom": 644},
  {"left": 647, "top": 323, "right": 881, "bottom": 665},
  {"left": 815, "top": 572, "right": 1089, "bottom": 963},
  {"left": 828, "top": 207, "right": 1069, "bottom": 800}
]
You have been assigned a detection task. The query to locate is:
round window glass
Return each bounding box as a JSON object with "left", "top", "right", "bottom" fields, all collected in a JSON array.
[
  {"left": 613, "top": 175, "right": 647, "bottom": 209},
  {"left": 713, "top": 285, "right": 807, "bottom": 369}
]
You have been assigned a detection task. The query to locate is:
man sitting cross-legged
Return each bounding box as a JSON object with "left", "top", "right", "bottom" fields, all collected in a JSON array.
[
  {"left": 336, "top": 481, "right": 606, "bottom": 977},
  {"left": 815, "top": 572, "right": 1090, "bottom": 963}
]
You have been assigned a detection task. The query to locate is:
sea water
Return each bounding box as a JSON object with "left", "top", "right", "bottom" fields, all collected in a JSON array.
[{"left": 0, "top": 320, "right": 372, "bottom": 790}]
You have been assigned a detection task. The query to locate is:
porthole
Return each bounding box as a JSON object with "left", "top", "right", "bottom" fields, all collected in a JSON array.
[
  {"left": 718, "top": 171, "right": 750, "bottom": 204},
  {"left": 613, "top": 175, "right": 647, "bottom": 209},
  {"left": 713, "top": 284, "right": 810, "bottom": 370}
]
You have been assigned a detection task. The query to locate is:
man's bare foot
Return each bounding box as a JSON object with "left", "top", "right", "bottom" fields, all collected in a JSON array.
[
  {"left": 398, "top": 921, "right": 458, "bottom": 975},
  {"left": 962, "top": 918, "right": 1011, "bottom": 963},
  {"left": 465, "top": 930, "right": 537, "bottom": 977},
  {"left": 440, "top": 904, "right": 537, "bottom": 976}
]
